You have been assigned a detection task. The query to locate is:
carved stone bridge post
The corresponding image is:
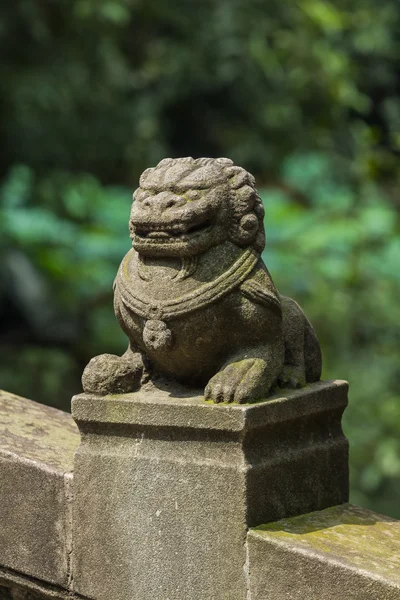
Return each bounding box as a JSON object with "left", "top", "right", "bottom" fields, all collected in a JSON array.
[{"left": 71, "top": 380, "right": 348, "bottom": 600}]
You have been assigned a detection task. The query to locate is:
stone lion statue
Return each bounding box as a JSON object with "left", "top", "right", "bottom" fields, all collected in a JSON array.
[{"left": 82, "top": 157, "right": 321, "bottom": 403}]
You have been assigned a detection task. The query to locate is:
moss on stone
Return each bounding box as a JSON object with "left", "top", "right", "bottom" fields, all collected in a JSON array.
[
  {"left": 252, "top": 503, "right": 400, "bottom": 583},
  {"left": 0, "top": 390, "right": 80, "bottom": 473}
]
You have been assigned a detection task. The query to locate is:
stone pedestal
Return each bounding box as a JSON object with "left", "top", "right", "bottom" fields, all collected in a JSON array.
[{"left": 71, "top": 380, "right": 348, "bottom": 600}]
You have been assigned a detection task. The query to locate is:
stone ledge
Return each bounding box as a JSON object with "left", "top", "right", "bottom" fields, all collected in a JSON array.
[
  {"left": 248, "top": 504, "right": 400, "bottom": 600},
  {"left": 0, "top": 390, "right": 79, "bottom": 473},
  {"left": 0, "top": 391, "right": 80, "bottom": 588},
  {"left": 72, "top": 379, "right": 348, "bottom": 433}
]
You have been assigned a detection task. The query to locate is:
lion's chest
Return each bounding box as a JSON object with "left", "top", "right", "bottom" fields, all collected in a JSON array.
[
  {"left": 117, "top": 296, "right": 228, "bottom": 370},
  {"left": 115, "top": 286, "right": 270, "bottom": 384},
  {"left": 113, "top": 249, "right": 276, "bottom": 383}
]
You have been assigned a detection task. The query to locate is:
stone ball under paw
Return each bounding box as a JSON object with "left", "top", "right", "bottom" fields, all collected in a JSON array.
[{"left": 82, "top": 353, "right": 142, "bottom": 395}]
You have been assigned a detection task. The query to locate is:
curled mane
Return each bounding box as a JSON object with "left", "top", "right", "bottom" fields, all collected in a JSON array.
[{"left": 137, "top": 157, "right": 265, "bottom": 253}]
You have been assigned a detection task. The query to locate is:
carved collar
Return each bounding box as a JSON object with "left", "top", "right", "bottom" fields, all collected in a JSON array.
[{"left": 115, "top": 248, "right": 259, "bottom": 321}]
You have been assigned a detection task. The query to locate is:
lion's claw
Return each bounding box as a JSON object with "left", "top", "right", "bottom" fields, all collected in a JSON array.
[
  {"left": 82, "top": 353, "right": 143, "bottom": 395},
  {"left": 205, "top": 358, "right": 272, "bottom": 404}
]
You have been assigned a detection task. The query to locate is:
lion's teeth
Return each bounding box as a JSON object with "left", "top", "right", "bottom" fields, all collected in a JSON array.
[{"left": 147, "top": 231, "right": 171, "bottom": 239}]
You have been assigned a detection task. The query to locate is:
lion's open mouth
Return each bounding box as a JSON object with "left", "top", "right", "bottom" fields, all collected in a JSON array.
[{"left": 133, "top": 219, "right": 213, "bottom": 242}]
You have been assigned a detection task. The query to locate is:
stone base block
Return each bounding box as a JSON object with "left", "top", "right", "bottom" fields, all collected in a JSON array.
[{"left": 71, "top": 380, "right": 348, "bottom": 600}]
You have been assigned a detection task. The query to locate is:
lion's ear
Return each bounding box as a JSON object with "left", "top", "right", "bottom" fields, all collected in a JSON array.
[
  {"left": 228, "top": 184, "right": 259, "bottom": 246},
  {"left": 229, "top": 214, "right": 259, "bottom": 246},
  {"left": 233, "top": 185, "right": 256, "bottom": 214},
  {"left": 227, "top": 168, "right": 266, "bottom": 251}
]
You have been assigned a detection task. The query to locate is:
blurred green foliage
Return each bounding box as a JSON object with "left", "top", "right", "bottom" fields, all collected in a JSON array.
[
  {"left": 0, "top": 0, "right": 399, "bottom": 517},
  {"left": 262, "top": 153, "right": 400, "bottom": 518},
  {"left": 1, "top": 0, "right": 400, "bottom": 182}
]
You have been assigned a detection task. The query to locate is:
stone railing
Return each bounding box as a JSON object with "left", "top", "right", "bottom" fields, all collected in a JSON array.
[{"left": 1, "top": 381, "right": 399, "bottom": 600}]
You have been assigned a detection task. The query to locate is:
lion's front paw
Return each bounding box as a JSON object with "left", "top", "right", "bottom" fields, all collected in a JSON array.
[
  {"left": 277, "top": 365, "right": 306, "bottom": 390},
  {"left": 204, "top": 358, "right": 272, "bottom": 404},
  {"left": 82, "top": 353, "right": 143, "bottom": 395}
]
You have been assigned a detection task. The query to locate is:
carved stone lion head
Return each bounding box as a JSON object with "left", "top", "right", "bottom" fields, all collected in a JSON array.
[{"left": 129, "top": 157, "right": 265, "bottom": 257}]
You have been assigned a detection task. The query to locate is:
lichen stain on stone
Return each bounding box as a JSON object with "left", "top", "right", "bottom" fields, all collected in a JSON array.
[
  {"left": 252, "top": 503, "right": 400, "bottom": 582},
  {"left": 0, "top": 390, "right": 80, "bottom": 473}
]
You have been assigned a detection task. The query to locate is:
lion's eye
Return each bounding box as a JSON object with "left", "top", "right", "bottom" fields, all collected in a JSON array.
[{"left": 186, "top": 190, "right": 200, "bottom": 201}]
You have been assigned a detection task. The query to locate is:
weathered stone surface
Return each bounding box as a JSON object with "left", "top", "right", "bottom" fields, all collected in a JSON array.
[
  {"left": 72, "top": 379, "right": 348, "bottom": 600},
  {"left": 83, "top": 157, "right": 322, "bottom": 403},
  {"left": 248, "top": 503, "right": 400, "bottom": 600},
  {"left": 0, "top": 391, "right": 80, "bottom": 587}
]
